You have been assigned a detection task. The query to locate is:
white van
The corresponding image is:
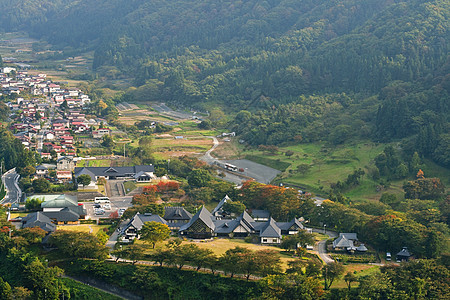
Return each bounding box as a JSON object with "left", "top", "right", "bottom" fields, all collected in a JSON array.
[{"left": 386, "top": 252, "right": 392, "bottom": 261}]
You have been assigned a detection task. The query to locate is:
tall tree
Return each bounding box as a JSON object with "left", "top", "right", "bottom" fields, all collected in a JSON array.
[{"left": 139, "top": 221, "right": 171, "bottom": 249}]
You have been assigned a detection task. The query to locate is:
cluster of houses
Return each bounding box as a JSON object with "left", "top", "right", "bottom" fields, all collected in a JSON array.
[
  {"left": 3, "top": 68, "right": 111, "bottom": 156},
  {"left": 18, "top": 194, "right": 87, "bottom": 232},
  {"left": 34, "top": 156, "right": 75, "bottom": 183},
  {"left": 120, "top": 195, "right": 305, "bottom": 244}
]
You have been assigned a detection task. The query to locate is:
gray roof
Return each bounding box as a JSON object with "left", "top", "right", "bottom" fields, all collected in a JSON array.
[
  {"left": 240, "top": 211, "right": 255, "bottom": 229},
  {"left": 22, "top": 212, "right": 56, "bottom": 232},
  {"left": 250, "top": 209, "right": 270, "bottom": 219},
  {"left": 212, "top": 195, "right": 231, "bottom": 215},
  {"left": 333, "top": 235, "right": 354, "bottom": 248},
  {"left": 259, "top": 217, "right": 281, "bottom": 238},
  {"left": 356, "top": 244, "right": 368, "bottom": 252},
  {"left": 214, "top": 219, "right": 240, "bottom": 234},
  {"left": 73, "top": 168, "right": 96, "bottom": 181},
  {"left": 124, "top": 213, "right": 168, "bottom": 232},
  {"left": 134, "top": 171, "right": 154, "bottom": 179},
  {"left": 164, "top": 207, "right": 192, "bottom": 221},
  {"left": 179, "top": 206, "right": 215, "bottom": 232},
  {"left": 122, "top": 213, "right": 168, "bottom": 233},
  {"left": 276, "top": 218, "right": 304, "bottom": 231},
  {"left": 397, "top": 247, "right": 411, "bottom": 257},
  {"left": 41, "top": 194, "right": 78, "bottom": 208},
  {"left": 214, "top": 211, "right": 255, "bottom": 234},
  {"left": 74, "top": 165, "right": 155, "bottom": 178},
  {"left": 43, "top": 207, "right": 80, "bottom": 222},
  {"left": 339, "top": 233, "right": 358, "bottom": 241}
]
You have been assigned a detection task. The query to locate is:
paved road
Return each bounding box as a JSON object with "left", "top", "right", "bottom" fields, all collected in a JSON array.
[
  {"left": 200, "top": 137, "right": 250, "bottom": 185},
  {"left": 106, "top": 220, "right": 128, "bottom": 250},
  {"left": 108, "top": 180, "right": 125, "bottom": 197},
  {"left": 309, "top": 228, "right": 338, "bottom": 264},
  {"left": 1, "top": 169, "right": 21, "bottom": 204}
]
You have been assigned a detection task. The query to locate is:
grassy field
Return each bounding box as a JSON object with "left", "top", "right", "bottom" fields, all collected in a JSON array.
[
  {"left": 57, "top": 224, "right": 109, "bottom": 234},
  {"left": 77, "top": 159, "right": 112, "bottom": 167},
  {"left": 240, "top": 142, "right": 384, "bottom": 198},
  {"left": 244, "top": 155, "right": 291, "bottom": 171},
  {"left": 238, "top": 140, "right": 450, "bottom": 201},
  {"left": 61, "top": 277, "right": 123, "bottom": 300},
  {"left": 330, "top": 264, "right": 380, "bottom": 289},
  {"left": 123, "top": 181, "right": 137, "bottom": 194},
  {"left": 10, "top": 212, "right": 29, "bottom": 219}
]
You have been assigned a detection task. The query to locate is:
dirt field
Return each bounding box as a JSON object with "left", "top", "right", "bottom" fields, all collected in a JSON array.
[{"left": 211, "top": 139, "right": 241, "bottom": 159}]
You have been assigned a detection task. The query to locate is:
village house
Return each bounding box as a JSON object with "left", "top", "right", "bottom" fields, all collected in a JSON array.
[
  {"left": 121, "top": 213, "right": 169, "bottom": 242},
  {"left": 92, "top": 128, "right": 111, "bottom": 139},
  {"left": 74, "top": 165, "right": 155, "bottom": 182},
  {"left": 56, "top": 170, "right": 72, "bottom": 183},
  {"left": 57, "top": 156, "right": 75, "bottom": 171},
  {"left": 35, "top": 164, "right": 56, "bottom": 178},
  {"left": 332, "top": 233, "right": 361, "bottom": 252}
]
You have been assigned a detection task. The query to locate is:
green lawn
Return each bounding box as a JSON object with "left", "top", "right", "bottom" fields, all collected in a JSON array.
[
  {"left": 123, "top": 181, "right": 137, "bottom": 194},
  {"left": 331, "top": 264, "right": 380, "bottom": 289},
  {"left": 77, "top": 159, "right": 112, "bottom": 167}
]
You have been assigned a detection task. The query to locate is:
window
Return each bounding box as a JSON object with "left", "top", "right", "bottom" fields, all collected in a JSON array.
[
  {"left": 272, "top": 239, "right": 277, "bottom": 243},
  {"left": 263, "top": 239, "right": 267, "bottom": 242}
]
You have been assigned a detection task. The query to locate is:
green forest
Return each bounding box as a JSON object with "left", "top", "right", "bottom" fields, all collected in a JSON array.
[{"left": 1, "top": 0, "right": 448, "bottom": 166}]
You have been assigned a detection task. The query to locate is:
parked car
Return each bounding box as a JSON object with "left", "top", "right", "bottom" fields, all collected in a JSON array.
[
  {"left": 103, "top": 204, "right": 111, "bottom": 210},
  {"left": 386, "top": 252, "right": 391, "bottom": 261},
  {"left": 118, "top": 208, "right": 126, "bottom": 217},
  {"left": 95, "top": 208, "right": 105, "bottom": 215}
]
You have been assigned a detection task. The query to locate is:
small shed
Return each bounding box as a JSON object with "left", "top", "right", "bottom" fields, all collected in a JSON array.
[
  {"left": 356, "top": 244, "right": 368, "bottom": 252},
  {"left": 396, "top": 247, "right": 412, "bottom": 262}
]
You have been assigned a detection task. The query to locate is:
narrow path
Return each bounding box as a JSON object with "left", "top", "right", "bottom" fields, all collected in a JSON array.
[{"left": 63, "top": 275, "right": 137, "bottom": 300}]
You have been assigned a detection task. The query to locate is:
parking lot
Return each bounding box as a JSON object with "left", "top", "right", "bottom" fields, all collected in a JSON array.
[
  {"left": 83, "top": 196, "right": 132, "bottom": 220},
  {"left": 224, "top": 159, "right": 281, "bottom": 184}
]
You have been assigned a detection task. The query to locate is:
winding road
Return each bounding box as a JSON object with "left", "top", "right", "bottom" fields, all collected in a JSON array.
[
  {"left": 200, "top": 137, "right": 252, "bottom": 185},
  {"left": 1, "top": 168, "right": 21, "bottom": 204},
  {"left": 309, "top": 228, "right": 338, "bottom": 264}
]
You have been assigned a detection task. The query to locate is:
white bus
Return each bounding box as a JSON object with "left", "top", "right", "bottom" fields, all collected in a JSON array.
[
  {"left": 224, "top": 163, "right": 238, "bottom": 172},
  {"left": 94, "top": 197, "right": 110, "bottom": 204}
]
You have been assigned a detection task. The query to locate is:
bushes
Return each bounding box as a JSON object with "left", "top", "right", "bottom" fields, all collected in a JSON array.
[
  {"left": 60, "top": 277, "right": 122, "bottom": 300},
  {"left": 331, "top": 254, "right": 377, "bottom": 263}
]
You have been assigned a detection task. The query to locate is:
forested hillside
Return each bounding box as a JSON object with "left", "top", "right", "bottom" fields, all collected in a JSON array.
[{"left": 0, "top": 0, "right": 449, "bottom": 165}]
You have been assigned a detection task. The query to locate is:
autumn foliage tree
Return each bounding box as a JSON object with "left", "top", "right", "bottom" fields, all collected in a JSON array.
[
  {"left": 156, "top": 181, "right": 180, "bottom": 192},
  {"left": 403, "top": 177, "right": 445, "bottom": 200},
  {"left": 239, "top": 181, "right": 313, "bottom": 220}
]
